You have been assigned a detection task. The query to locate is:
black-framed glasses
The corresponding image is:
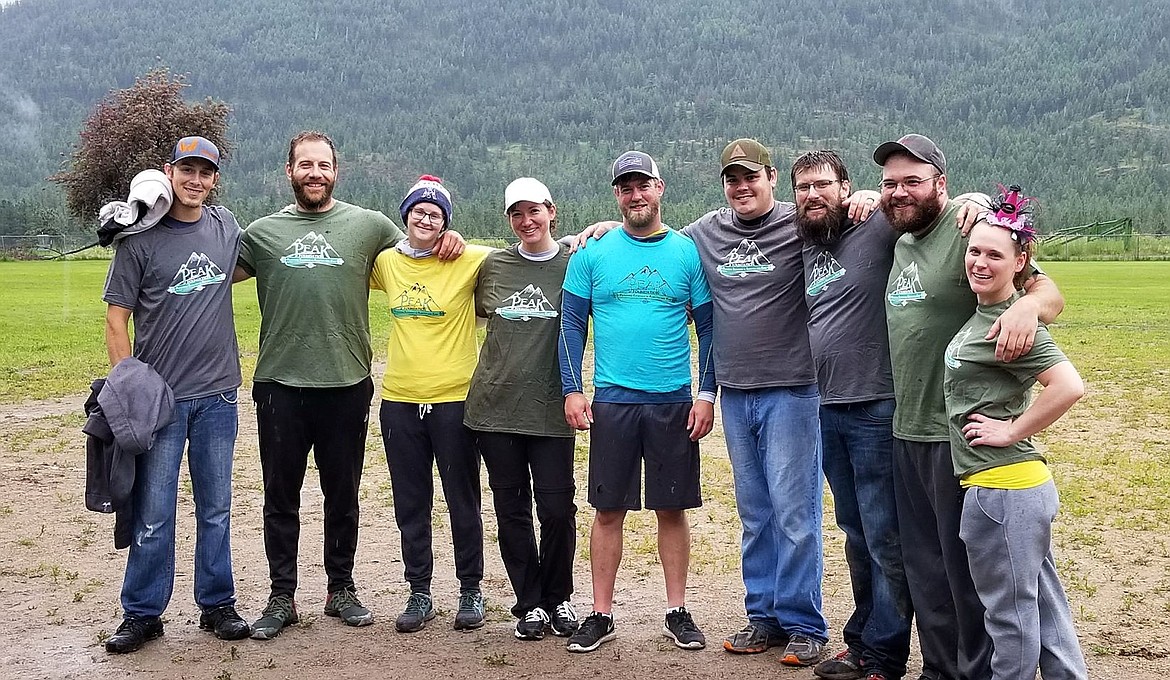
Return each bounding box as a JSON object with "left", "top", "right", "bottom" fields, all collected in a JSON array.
[
  {"left": 879, "top": 175, "right": 941, "bottom": 192},
  {"left": 793, "top": 179, "right": 841, "bottom": 194},
  {"left": 409, "top": 207, "right": 445, "bottom": 225}
]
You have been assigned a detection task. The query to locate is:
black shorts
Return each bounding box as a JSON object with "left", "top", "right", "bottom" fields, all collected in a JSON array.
[{"left": 587, "top": 401, "right": 702, "bottom": 511}]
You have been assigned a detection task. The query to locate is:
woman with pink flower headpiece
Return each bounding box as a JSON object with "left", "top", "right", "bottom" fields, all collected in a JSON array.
[{"left": 941, "top": 185, "right": 1088, "bottom": 680}]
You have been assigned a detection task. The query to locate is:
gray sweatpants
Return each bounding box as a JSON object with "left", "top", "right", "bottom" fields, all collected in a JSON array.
[{"left": 959, "top": 480, "right": 1088, "bottom": 680}]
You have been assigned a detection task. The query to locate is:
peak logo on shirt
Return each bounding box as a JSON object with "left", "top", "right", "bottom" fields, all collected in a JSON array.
[
  {"left": 392, "top": 283, "right": 445, "bottom": 318},
  {"left": 888, "top": 262, "right": 927, "bottom": 307},
  {"left": 280, "top": 231, "right": 344, "bottom": 268},
  {"left": 496, "top": 284, "right": 557, "bottom": 321},
  {"left": 944, "top": 327, "right": 973, "bottom": 369},
  {"left": 167, "top": 252, "right": 226, "bottom": 295},
  {"left": 612, "top": 266, "right": 678, "bottom": 303},
  {"left": 807, "top": 251, "right": 846, "bottom": 296},
  {"left": 717, "top": 239, "right": 775, "bottom": 278}
]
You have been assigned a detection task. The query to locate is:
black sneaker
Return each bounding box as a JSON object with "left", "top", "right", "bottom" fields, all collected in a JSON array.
[
  {"left": 566, "top": 612, "right": 616, "bottom": 653},
  {"left": 105, "top": 616, "right": 164, "bottom": 654},
  {"left": 662, "top": 607, "right": 706, "bottom": 650},
  {"left": 514, "top": 607, "right": 548, "bottom": 640},
  {"left": 723, "top": 621, "right": 787, "bottom": 654},
  {"left": 199, "top": 604, "right": 251, "bottom": 640},
  {"left": 453, "top": 590, "right": 486, "bottom": 631},
  {"left": 814, "top": 648, "right": 866, "bottom": 680},
  {"left": 549, "top": 600, "right": 579, "bottom": 637},
  {"left": 396, "top": 592, "right": 435, "bottom": 633}
]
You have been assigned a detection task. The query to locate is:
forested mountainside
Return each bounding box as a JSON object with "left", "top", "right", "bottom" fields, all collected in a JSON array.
[{"left": 1, "top": 0, "right": 1168, "bottom": 235}]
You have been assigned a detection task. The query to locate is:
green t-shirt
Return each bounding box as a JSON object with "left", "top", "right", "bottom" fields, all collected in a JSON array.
[
  {"left": 463, "top": 245, "right": 573, "bottom": 437},
  {"left": 943, "top": 294, "right": 1068, "bottom": 477},
  {"left": 239, "top": 201, "right": 405, "bottom": 387},
  {"left": 886, "top": 201, "right": 976, "bottom": 441}
]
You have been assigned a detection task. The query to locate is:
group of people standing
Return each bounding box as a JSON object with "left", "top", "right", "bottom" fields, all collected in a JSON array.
[{"left": 95, "top": 128, "right": 1089, "bottom": 680}]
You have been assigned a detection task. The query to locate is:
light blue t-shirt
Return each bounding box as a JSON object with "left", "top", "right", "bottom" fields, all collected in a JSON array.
[{"left": 561, "top": 227, "right": 711, "bottom": 393}]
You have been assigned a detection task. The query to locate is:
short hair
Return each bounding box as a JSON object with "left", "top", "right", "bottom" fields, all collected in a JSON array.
[
  {"left": 790, "top": 150, "right": 850, "bottom": 188},
  {"left": 288, "top": 130, "right": 337, "bottom": 167}
]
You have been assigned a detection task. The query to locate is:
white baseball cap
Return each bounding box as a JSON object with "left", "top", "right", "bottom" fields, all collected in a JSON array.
[{"left": 504, "top": 177, "right": 553, "bottom": 213}]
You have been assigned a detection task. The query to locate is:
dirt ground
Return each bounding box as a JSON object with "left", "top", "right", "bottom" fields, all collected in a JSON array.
[{"left": 1, "top": 391, "right": 1166, "bottom": 680}]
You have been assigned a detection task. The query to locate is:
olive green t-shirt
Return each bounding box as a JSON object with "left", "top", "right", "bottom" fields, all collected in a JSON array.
[
  {"left": 464, "top": 244, "right": 573, "bottom": 437},
  {"left": 886, "top": 201, "right": 976, "bottom": 441},
  {"left": 943, "top": 295, "right": 1068, "bottom": 477},
  {"left": 239, "top": 201, "right": 405, "bottom": 387}
]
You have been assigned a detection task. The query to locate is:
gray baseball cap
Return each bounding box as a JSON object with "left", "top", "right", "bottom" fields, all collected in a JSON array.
[
  {"left": 873, "top": 134, "right": 946, "bottom": 174},
  {"left": 611, "top": 151, "right": 662, "bottom": 185}
]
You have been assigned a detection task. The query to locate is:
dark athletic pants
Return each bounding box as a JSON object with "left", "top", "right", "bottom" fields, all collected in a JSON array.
[
  {"left": 380, "top": 400, "right": 483, "bottom": 593},
  {"left": 477, "top": 431, "right": 576, "bottom": 618},
  {"left": 254, "top": 378, "right": 373, "bottom": 598},
  {"left": 893, "top": 438, "right": 992, "bottom": 680}
]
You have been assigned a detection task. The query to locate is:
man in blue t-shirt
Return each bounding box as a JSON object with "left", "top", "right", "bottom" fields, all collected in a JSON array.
[
  {"left": 101, "top": 136, "right": 250, "bottom": 653},
  {"left": 558, "top": 151, "right": 716, "bottom": 654}
]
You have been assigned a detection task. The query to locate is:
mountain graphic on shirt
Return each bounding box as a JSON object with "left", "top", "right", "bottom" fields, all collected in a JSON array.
[
  {"left": 280, "top": 231, "right": 345, "bottom": 268},
  {"left": 944, "top": 327, "right": 973, "bottom": 369},
  {"left": 496, "top": 284, "right": 558, "bottom": 321},
  {"left": 166, "top": 252, "right": 226, "bottom": 295},
  {"left": 888, "top": 261, "right": 927, "bottom": 307},
  {"left": 613, "top": 266, "right": 677, "bottom": 303},
  {"left": 391, "top": 283, "right": 445, "bottom": 318},
  {"left": 806, "top": 251, "right": 846, "bottom": 296},
  {"left": 717, "top": 239, "right": 775, "bottom": 278}
]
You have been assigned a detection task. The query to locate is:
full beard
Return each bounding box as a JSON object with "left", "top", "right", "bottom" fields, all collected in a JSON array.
[
  {"left": 622, "top": 202, "right": 660, "bottom": 231},
  {"left": 882, "top": 197, "right": 943, "bottom": 235},
  {"left": 292, "top": 178, "right": 334, "bottom": 211},
  {"left": 795, "top": 200, "right": 847, "bottom": 247}
]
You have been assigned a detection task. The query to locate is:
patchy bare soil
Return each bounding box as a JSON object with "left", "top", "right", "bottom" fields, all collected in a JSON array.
[{"left": 0, "top": 392, "right": 1165, "bottom": 680}]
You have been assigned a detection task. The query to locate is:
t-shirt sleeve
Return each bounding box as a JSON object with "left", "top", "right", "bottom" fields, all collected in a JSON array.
[
  {"left": 561, "top": 248, "right": 593, "bottom": 300},
  {"left": 370, "top": 249, "right": 391, "bottom": 292},
  {"left": 1003, "top": 325, "right": 1068, "bottom": 382},
  {"left": 102, "top": 241, "right": 144, "bottom": 309},
  {"left": 237, "top": 220, "right": 258, "bottom": 275},
  {"left": 377, "top": 212, "right": 406, "bottom": 251},
  {"left": 686, "top": 244, "right": 711, "bottom": 307}
]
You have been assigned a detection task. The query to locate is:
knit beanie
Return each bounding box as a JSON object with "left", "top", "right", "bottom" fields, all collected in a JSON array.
[{"left": 399, "top": 174, "right": 453, "bottom": 227}]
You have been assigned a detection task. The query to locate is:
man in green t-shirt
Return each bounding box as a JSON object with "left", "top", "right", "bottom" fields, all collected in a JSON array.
[
  {"left": 877, "top": 133, "right": 1064, "bottom": 680},
  {"left": 234, "top": 131, "right": 463, "bottom": 640}
]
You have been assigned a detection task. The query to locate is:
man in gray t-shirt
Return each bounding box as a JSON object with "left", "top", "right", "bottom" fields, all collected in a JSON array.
[
  {"left": 794, "top": 150, "right": 911, "bottom": 680},
  {"left": 101, "top": 136, "right": 250, "bottom": 654}
]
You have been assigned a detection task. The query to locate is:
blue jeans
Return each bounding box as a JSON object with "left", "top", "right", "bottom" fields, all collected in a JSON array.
[
  {"left": 721, "top": 384, "right": 827, "bottom": 641},
  {"left": 821, "top": 399, "right": 912, "bottom": 677},
  {"left": 120, "top": 390, "right": 239, "bottom": 618}
]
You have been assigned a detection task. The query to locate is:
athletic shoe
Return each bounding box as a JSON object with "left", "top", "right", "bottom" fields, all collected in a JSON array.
[
  {"left": 515, "top": 607, "right": 549, "bottom": 640},
  {"left": 251, "top": 594, "right": 299, "bottom": 640},
  {"left": 324, "top": 587, "right": 374, "bottom": 627},
  {"left": 566, "top": 612, "right": 616, "bottom": 653},
  {"left": 864, "top": 672, "right": 890, "bottom": 680},
  {"left": 662, "top": 607, "right": 706, "bottom": 650},
  {"left": 198, "top": 604, "right": 251, "bottom": 640},
  {"left": 814, "top": 648, "right": 866, "bottom": 680},
  {"left": 781, "top": 635, "right": 826, "bottom": 667},
  {"left": 395, "top": 592, "right": 435, "bottom": 633},
  {"left": 453, "top": 590, "right": 486, "bottom": 630},
  {"left": 722, "top": 622, "right": 787, "bottom": 654},
  {"left": 549, "top": 600, "right": 579, "bottom": 637},
  {"left": 105, "top": 616, "right": 163, "bottom": 654}
]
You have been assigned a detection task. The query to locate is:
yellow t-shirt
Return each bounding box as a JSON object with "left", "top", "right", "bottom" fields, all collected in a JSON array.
[{"left": 370, "top": 245, "right": 493, "bottom": 402}]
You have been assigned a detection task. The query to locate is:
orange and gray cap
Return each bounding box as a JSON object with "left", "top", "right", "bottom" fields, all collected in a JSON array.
[{"left": 171, "top": 136, "right": 220, "bottom": 169}]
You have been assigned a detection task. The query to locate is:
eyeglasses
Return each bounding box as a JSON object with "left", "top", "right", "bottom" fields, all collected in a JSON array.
[
  {"left": 409, "top": 207, "right": 445, "bottom": 225},
  {"left": 879, "top": 175, "right": 941, "bottom": 192},
  {"left": 793, "top": 179, "right": 841, "bottom": 194}
]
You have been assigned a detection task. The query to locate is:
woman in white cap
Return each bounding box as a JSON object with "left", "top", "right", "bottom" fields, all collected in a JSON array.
[
  {"left": 464, "top": 178, "right": 580, "bottom": 641},
  {"left": 370, "top": 175, "right": 494, "bottom": 634}
]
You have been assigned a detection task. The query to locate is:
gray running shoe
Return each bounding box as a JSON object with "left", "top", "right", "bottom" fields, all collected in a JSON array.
[
  {"left": 395, "top": 592, "right": 435, "bottom": 633},
  {"left": 251, "top": 594, "right": 299, "bottom": 640},
  {"left": 781, "top": 634, "right": 826, "bottom": 667},
  {"left": 324, "top": 587, "right": 374, "bottom": 627},
  {"left": 662, "top": 607, "right": 706, "bottom": 650},
  {"left": 453, "top": 590, "right": 486, "bottom": 631}
]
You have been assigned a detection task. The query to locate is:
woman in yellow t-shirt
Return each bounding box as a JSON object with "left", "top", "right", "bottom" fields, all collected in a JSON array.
[{"left": 370, "top": 175, "right": 492, "bottom": 634}]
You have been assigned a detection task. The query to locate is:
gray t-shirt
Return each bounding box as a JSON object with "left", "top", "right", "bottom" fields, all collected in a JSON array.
[
  {"left": 802, "top": 213, "right": 898, "bottom": 404},
  {"left": 683, "top": 203, "right": 815, "bottom": 389},
  {"left": 103, "top": 205, "right": 242, "bottom": 401}
]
